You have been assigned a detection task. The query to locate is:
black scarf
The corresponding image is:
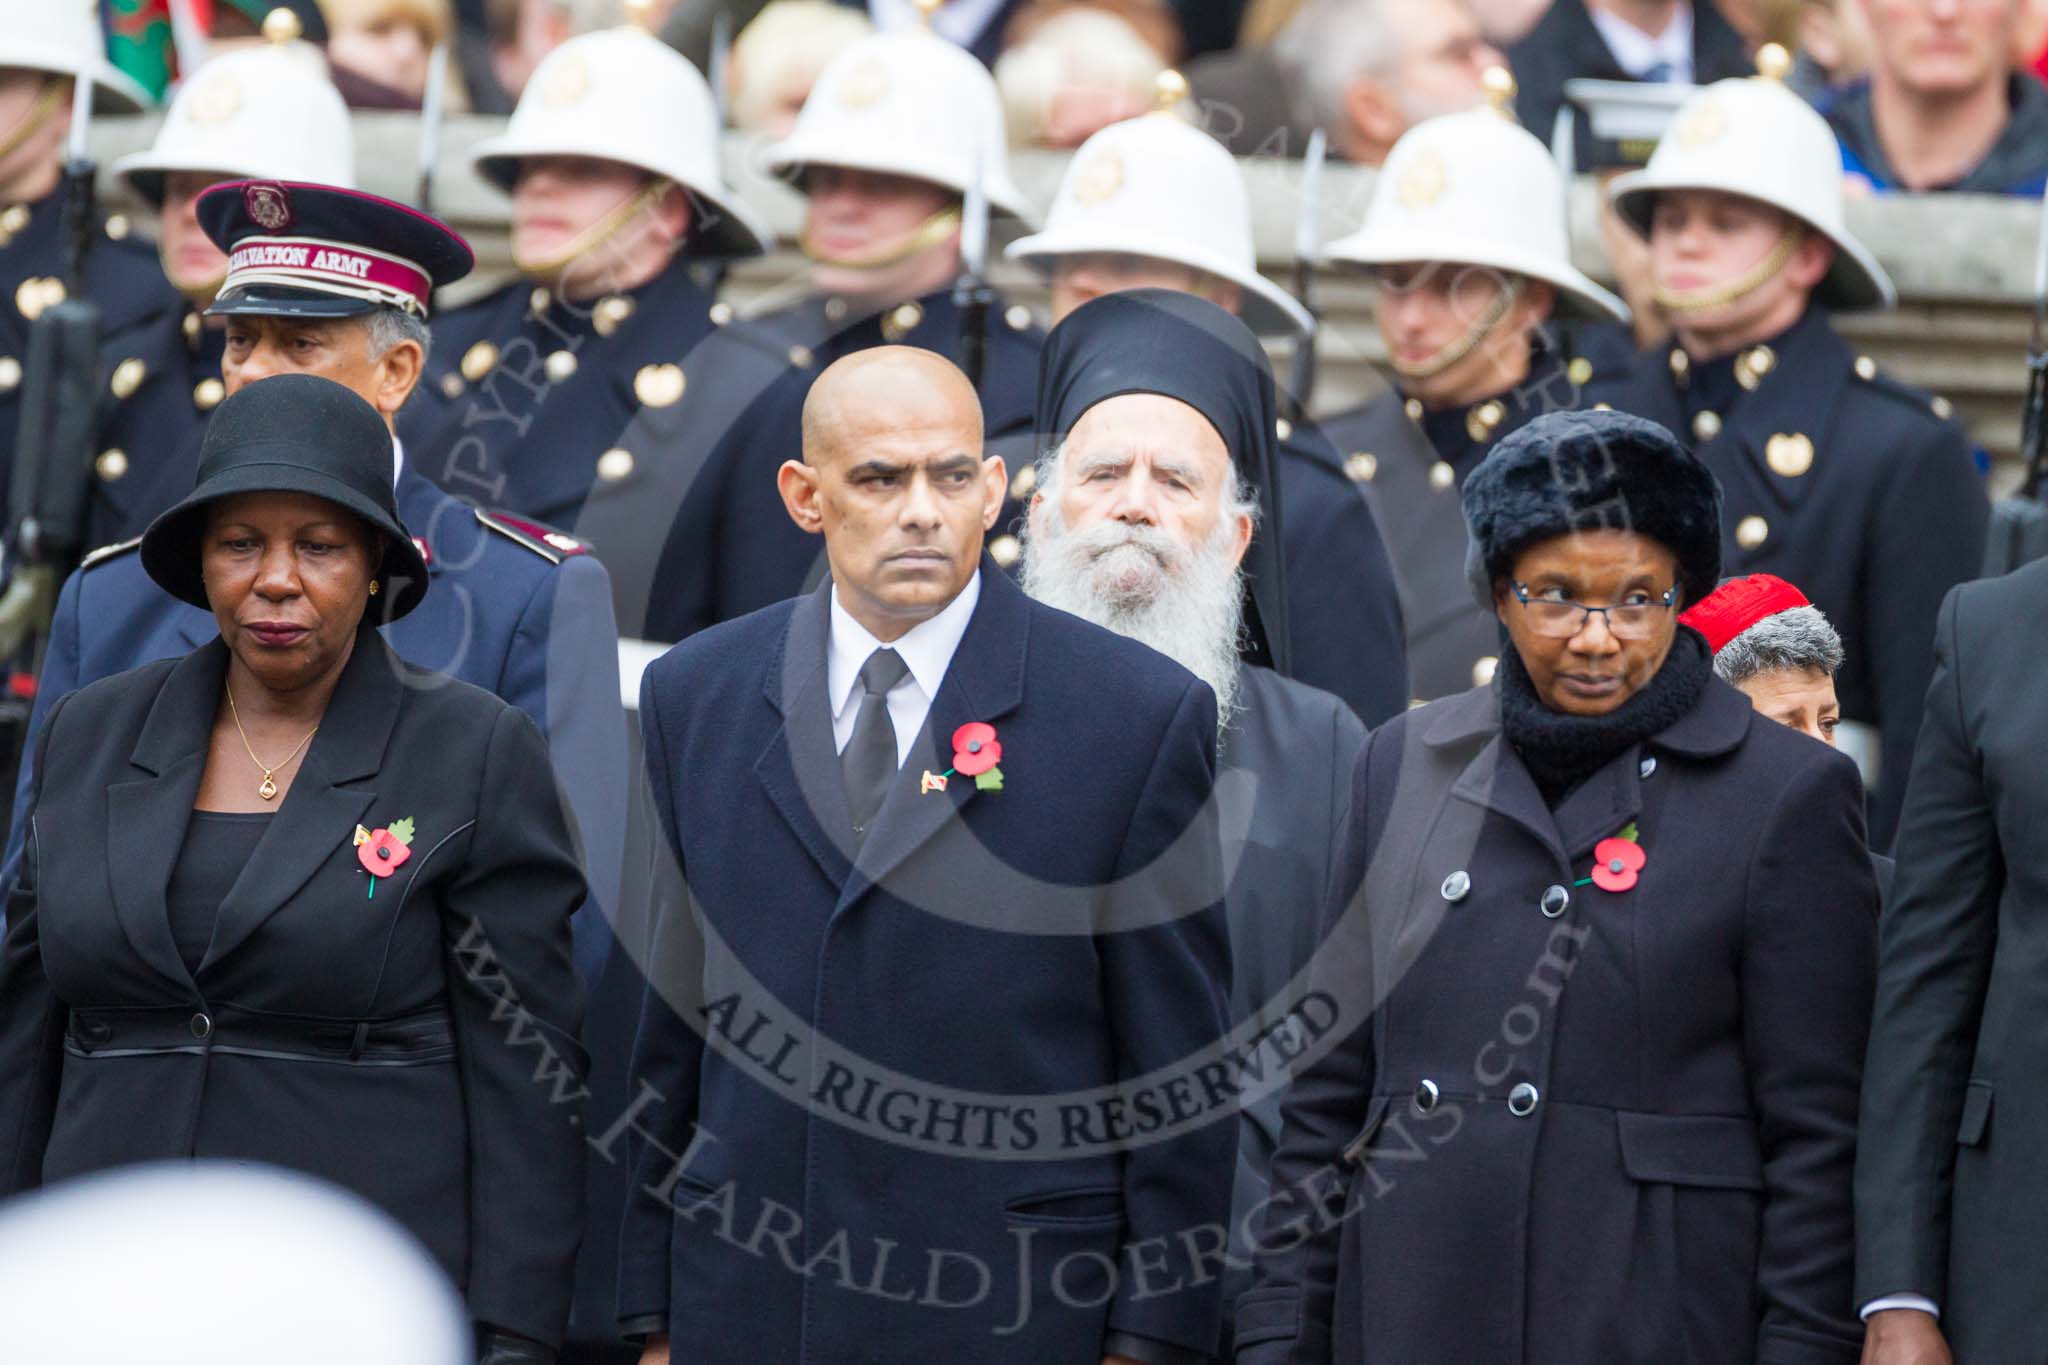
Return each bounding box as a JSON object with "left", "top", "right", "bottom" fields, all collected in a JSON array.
[{"left": 1498, "top": 627, "right": 1714, "bottom": 805}]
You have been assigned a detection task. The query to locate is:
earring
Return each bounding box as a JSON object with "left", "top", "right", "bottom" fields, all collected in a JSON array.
[{"left": 368, "top": 581, "right": 381, "bottom": 597}]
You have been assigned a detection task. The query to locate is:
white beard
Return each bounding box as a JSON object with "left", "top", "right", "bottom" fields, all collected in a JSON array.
[{"left": 1021, "top": 506, "right": 1246, "bottom": 731}]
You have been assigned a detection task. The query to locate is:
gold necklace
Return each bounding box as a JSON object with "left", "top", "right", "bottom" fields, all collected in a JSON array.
[{"left": 225, "top": 685, "right": 319, "bottom": 801}]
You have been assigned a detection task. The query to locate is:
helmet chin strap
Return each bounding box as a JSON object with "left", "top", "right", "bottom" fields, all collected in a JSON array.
[
  {"left": 513, "top": 177, "right": 677, "bottom": 280},
  {"left": 800, "top": 205, "right": 961, "bottom": 270},
  {"left": 1387, "top": 279, "right": 1522, "bottom": 383},
  {"left": 0, "top": 77, "right": 68, "bottom": 177},
  {"left": 1653, "top": 225, "right": 1803, "bottom": 315}
]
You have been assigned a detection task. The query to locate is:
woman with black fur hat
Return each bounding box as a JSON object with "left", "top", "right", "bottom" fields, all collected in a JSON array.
[
  {"left": 1236, "top": 409, "right": 1878, "bottom": 1365},
  {"left": 0, "top": 375, "right": 588, "bottom": 1365}
]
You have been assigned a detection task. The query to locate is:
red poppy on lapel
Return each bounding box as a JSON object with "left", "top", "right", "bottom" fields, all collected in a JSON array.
[
  {"left": 357, "top": 817, "right": 416, "bottom": 897},
  {"left": 1591, "top": 837, "right": 1646, "bottom": 892},
  {"left": 951, "top": 722, "right": 1001, "bottom": 775}
]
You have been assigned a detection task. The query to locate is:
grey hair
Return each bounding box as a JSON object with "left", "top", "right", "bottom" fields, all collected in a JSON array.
[
  {"left": 362, "top": 305, "right": 431, "bottom": 366},
  {"left": 1034, "top": 438, "right": 1262, "bottom": 531},
  {"left": 1712, "top": 605, "right": 1845, "bottom": 686},
  {"left": 1273, "top": 0, "right": 1405, "bottom": 134},
  {"left": 360, "top": 305, "right": 431, "bottom": 409}
]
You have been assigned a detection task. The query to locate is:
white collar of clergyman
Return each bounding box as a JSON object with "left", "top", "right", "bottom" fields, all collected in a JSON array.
[
  {"left": 827, "top": 568, "right": 982, "bottom": 717},
  {"left": 391, "top": 435, "right": 404, "bottom": 491}
]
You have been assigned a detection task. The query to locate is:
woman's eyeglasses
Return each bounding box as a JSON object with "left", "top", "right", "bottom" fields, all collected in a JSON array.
[{"left": 1509, "top": 581, "right": 1678, "bottom": 640}]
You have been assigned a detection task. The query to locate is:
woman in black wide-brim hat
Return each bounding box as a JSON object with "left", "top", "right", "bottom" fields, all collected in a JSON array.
[
  {"left": 1236, "top": 410, "right": 1879, "bottom": 1365},
  {"left": 0, "top": 375, "right": 589, "bottom": 1364}
]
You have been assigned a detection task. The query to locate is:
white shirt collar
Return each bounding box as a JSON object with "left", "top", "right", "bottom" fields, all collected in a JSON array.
[
  {"left": 828, "top": 569, "right": 982, "bottom": 718},
  {"left": 1586, "top": 1, "right": 1694, "bottom": 82},
  {"left": 391, "top": 435, "right": 405, "bottom": 491}
]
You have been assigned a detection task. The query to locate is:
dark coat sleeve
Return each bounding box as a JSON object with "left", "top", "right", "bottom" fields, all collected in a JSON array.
[
  {"left": 1859, "top": 417, "right": 1986, "bottom": 848},
  {"left": 614, "top": 665, "right": 712, "bottom": 1332},
  {"left": 0, "top": 692, "right": 74, "bottom": 1192},
  {"left": 1854, "top": 585, "right": 2002, "bottom": 1307},
  {"left": 1231, "top": 736, "right": 1377, "bottom": 1365},
  {"left": 1739, "top": 749, "right": 1878, "bottom": 1360},
  {"left": 441, "top": 704, "right": 593, "bottom": 1346},
  {"left": 502, "top": 553, "right": 629, "bottom": 984},
  {"left": 1098, "top": 677, "right": 1236, "bottom": 1355}
]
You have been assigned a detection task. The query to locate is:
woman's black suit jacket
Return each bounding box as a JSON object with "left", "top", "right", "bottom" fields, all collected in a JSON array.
[{"left": 0, "top": 629, "right": 590, "bottom": 1347}]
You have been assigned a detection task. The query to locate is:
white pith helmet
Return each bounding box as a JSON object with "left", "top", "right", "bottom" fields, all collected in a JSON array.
[
  {"left": 0, "top": 0, "right": 152, "bottom": 113},
  {"left": 113, "top": 42, "right": 352, "bottom": 207},
  {"left": 765, "top": 26, "right": 1033, "bottom": 222},
  {"left": 1006, "top": 86, "right": 1311, "bottom": 338},
  {"left": 1326, "top": 94, "right": 1629, "bottom": 323},
  {"left": 470, "top": 26, "right": 772, "bottom": 257},
  {"left": 1607, "top": 47, "right": 1893, "bottom": 311}
]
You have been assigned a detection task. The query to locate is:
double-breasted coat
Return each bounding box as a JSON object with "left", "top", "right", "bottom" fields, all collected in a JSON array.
[
  {"left": 0, "top": 629, "right": 591, "bottom": 1347},
  {"left": 402, "top": 257, "right": 723, "bottom": 528},
  {"left": 620, "top": 564, "right": 1236, "bottom": 1362},
  {"left": 1856, "top": 556, "right": 2048, "bottom": 1359},
  {"left": 1235, "top": 671, "right": 1877, "bottom": 1364},
  {"left": 1592, "top": 307, "right": 1988, "bottom": 846}
]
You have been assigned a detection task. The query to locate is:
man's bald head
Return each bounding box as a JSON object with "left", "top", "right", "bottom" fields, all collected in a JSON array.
[
  {"left": 778, "top": 345, "right": 1005, "bottom": 642},
  {"left": 801, "top": 345, "right": 984, "bottom": 467}
]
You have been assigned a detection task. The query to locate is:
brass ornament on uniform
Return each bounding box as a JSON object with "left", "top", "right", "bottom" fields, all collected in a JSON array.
[
  {"left": 193, "top": 378, "right": 226, "bottom": 411},
  {"left": 1404, "top": 398, "right": 1425, "bottom": 423},
  {"left": 95, "top": 449, "right": 129, "bottom": 483},
  {"left": 1765, "top": 432, "right": 1814, "bottom": 478},
  {"left": 634, "top": 363, "right": 686, "bottom": 408},
  {"left": 0, "top": 356, "right": 20, "bottom": 392},
  {"left": 1466, "top": 400, "right": 1505, "bottom": 445},
  {"left": 1005, "top": 304, "right": 1033, "bottom": 332},
  {"left": 1566, "top": 357, "right": 1594, "bottom": 386},
  {"left": 544, "top": 349, "right": 578, "bottom": 382},
  {"left": 1734, "top": 344, "right": 1775, "bottom": 392},
  {"left": 1736, "top": 515, "right": 1770, "bottom": 550},
  {"left": 596, "top": 448, "right": 636, "bottom": 482},
  {"left": 111, "top": 357, "right": 149, "bottom": 400},
  {"left": 1343, "top": 452, "right": 1377, "bottom": 484},
  {"left": 461, "top": 340, "right": 498, "bottom": 382},
  {"left": 1854, "top": 355, "right": 1877, "bottom": 381},
  {"left": 593, "top": 295, "right": 635, "bottom": 337},
  {"left": 1010, "top": 464, "right": 1036, "bottom": 499},
  {"left": 882, "top": 301, "right": 925, "bottom": 342},
  {"left": 988, "top": 534, "right": 1021, "bottom": 568},
  {"left": 1429, "top": 461, "right": 1456, "bottom": 492},
  {"left": 1692, "top": 410, "right": 1721, "bottom": 442}
]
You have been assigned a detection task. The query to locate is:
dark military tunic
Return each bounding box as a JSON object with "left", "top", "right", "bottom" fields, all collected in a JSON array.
[
  {"left": 1320, "top": 342, "right": 1593, "bottom": 704},
  {"left": 1592, "top": 306, "right": 1989, "bottom": 846},
  {"left": 85, "top": 303, "right": 225, "bottom": 548},
  {"left": 403, "top": 255, "right": 722, "bottom": 526},
  {"left": 0, "top": 192, "right": 180, "bottom": 514},
  {"left": 633, "top": 285, "right": 1044, "bottom": 643}
]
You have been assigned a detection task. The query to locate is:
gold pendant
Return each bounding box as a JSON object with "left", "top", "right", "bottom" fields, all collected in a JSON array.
[{"left": 259, "top": 775, "right": 278, "bottom": 801}]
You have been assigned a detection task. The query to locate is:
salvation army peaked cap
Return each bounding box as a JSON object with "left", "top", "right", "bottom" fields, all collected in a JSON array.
[{"left": 197, "top": 179, "right": 474, "bottom": 319}]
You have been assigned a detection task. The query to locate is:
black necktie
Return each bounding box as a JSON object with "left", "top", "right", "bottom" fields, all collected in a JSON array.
[{"left": 842, "top": 648, "right": 910, "bottom": 836}]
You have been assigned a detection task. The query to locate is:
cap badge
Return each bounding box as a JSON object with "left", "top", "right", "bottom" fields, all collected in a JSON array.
[
  {"left": 1071, "top": 149, "right": 1124, "bottom": 205},
  {"left": 542, "top": 55, "right": 589, "bottom": 107},
  {"left": 1675, "top": 99, "right": 1728, "bottom": 149},
  {"left": 189, "top": 73, "right": 241, "bottom": 125},
  {"left": 243, "top": 181, "right": 294, "bottom": 232},
  {"left": 837, "top": 58, "right": 890, "bottom": 109},
  {"left": 1395, "top": 149, "right": 1447, "bottom": 209}
]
